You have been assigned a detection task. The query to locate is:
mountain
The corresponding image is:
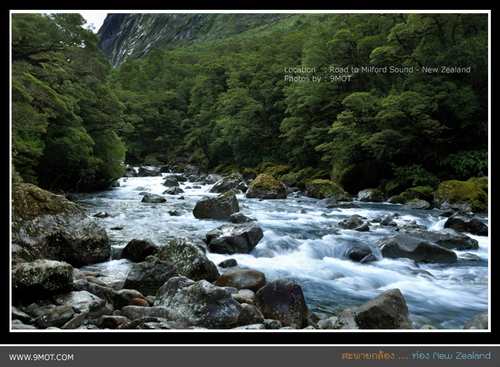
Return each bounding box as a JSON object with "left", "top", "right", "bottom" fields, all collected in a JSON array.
[{"left": 97, "top": 13, "right": 298, "bottom": 67}]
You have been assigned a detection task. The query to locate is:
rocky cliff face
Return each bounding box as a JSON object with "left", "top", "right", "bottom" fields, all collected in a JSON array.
[{"left": 98, "top": 13, "right": 296, "bottom": 67}]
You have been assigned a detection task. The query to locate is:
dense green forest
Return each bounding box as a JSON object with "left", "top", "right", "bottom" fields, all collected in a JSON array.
[{"left": 11, "top": 13, "right": 488, "bottom": 193}]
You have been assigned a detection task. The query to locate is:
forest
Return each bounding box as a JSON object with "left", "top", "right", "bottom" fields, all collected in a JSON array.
[{"left": 11, "top": 13, "right": 489, "bottom": 194}]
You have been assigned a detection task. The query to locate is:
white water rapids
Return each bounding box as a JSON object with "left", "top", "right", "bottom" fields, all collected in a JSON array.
[{"left": 77, "top": 173, "right": 489, "bottom": 330}]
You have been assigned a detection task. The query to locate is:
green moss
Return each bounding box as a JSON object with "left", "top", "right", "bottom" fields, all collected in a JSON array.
[
  {"left": 434, "top": 180, "right": 488, "bottom": 213},
  {"left": 305, "top": 179, "right": 351, "bottom": 200}
]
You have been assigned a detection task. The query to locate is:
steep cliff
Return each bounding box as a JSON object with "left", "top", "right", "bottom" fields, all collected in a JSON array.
[{"left": 98, "top": 13, "right": 296, "bottom": 67}]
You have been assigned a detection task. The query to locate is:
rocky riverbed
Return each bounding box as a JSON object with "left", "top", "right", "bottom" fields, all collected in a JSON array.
[{"left": 11, "top": 169, "right": 489, "bottom": 330}]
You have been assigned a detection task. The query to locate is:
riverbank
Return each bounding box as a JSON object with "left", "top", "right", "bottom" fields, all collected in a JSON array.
[{"left": 11, "top": 169, "right": 489, "bottom": 330}]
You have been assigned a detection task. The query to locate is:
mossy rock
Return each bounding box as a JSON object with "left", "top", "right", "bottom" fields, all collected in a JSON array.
[
  {"left": 467, "top": 177, "right": 488, "bottom": 193},
  {"left": 246, "top": 174, "right": 287, "bottom": 199},
  {"left": 11, "top": 183, "right": 110, "bottom": 266},
  {"left": 263, "top": 164, "right": 291, "bottom": 178},
  {"left": 433, "top": 180, "right": 488, "bottom": 213},
  {"left": 305, "top": 179, "right": 351, "bottom": 201},
  {"left": 389, "top": 186, "right": 435, "bottom": 204}
]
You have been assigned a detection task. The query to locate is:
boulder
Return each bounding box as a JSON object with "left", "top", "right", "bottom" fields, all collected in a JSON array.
[
  {"left": 348, "top": 245, "right": 376, "bottom": 263},
  {"left": 377, "top": 233, "right": 457, "bottom": 263},
  {"left": 193, "top": 190, "right": 240, "bottom": 220},
  {"left": 11, "top": 183, "right": 110, "bottom": 267},
  {"left": 246, "top": 174, "right": 287, "bottom": 199},
  {"left": 215, "top": 269, "right": 267, "bottom": 292},
  {"left": 339, "top": 215, "right": 365, "bottom": 230},
  {"left": 35, "top": 305, "right": 74, "bottom": 329},
  {"left": 228, "top": 212, "right": 257, "bottom": 223},
  {"left": 254, "top": 278, "right": 309, "bottom": 329},
  {"left": 12, "top": 260, "right": 73, "bottom": 302},
  {"left": 444, "top": 211, "right": 488, "bottom": 236},
  {"left": 237, "top": 303, "right": 265, "bottom": 326},
  {"left": 399, "top": 228, "right": 478, "bottom": 250},
  {"left": 121, "top": 238, "right": 159, "bottom": 262},
  {"left": 357, "top": 188, "right": 385, "bottom": 202},
  {"left": 54, "top": 290, "right": 109, "bottom": 319},
  {"left": 206, "top": 224, "right": 264, "bottom": 254},
  {"left": 463, "top": 311, "right": 488, "bottom": 329},
  {"left": 210, "top": 173, "right": 246, "bottom": 193},
  {"left": 354, "top": 288, "right": 413, "bottom": 329},
  {"left": 433, "top": 180, "right": 488, "bottom": 213},
  {"left": 162, "top": 187, "right": 184, "bottom": 195},
  {"left": 119, "top": 305, "right": 190, "bottom": 325},
  {"left": 141, "top": 193, "right": 166, "bottom": 203},
  {"left": 156, "top": 237, "right": 220, "bottom": 282},
  {"left": 155, "top": 276, "right": 242, "bottom": 329},
  {"left": 402, "top": 199, "right": 431, "bottom": 210},
  {"left": 163, "top": 176, "right": 180, "bottom": 187},
  {"left": 305, "top": 179, "right": 350, "bottom": 200},
  {"left": 123, "top": 256, "right": 179, "bottom": 296},
  {"left": 137, "top": 166, "right": 162, "bottom": 177}
]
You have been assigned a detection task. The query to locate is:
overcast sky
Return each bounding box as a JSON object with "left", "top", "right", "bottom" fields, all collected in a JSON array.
[{"left": 79, "top": 11, "right": 108, "bottom": 32}]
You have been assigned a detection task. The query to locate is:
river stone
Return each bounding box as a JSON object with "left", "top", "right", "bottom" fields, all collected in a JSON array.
[
  {"left": 237, "top": 303, "right": 265, "bottom": 326},
  {"left": 137, "top": 166, "right": 162, "bottom": 177},
  {"left": 156, "top": 236, "right": 220, "bottom": 281},
  {"left": 305, "top": 179, "right": 350, "bottom": 200},
  {"left": 12, "top": 259, "right": 74, "bottom": 302},
  {"left": 123, "top": 256, "right": 179, "bottom": 296},
  {"left": 433, "top": 179, "right": 488, "bottom": 213},
  {"left": 246, "top": 174, "right": 287, "bottom": 199},
  {"left": 377, "top": 233, "right": 458, "bottom": 263},
  {"left": 402, "top": 199, "right": 431, "bottom": 210},
  {"left": 193, "top": 190, "right": 240, "bottom": 220},
  {"left": 463, "top": 311, "right": 488, "bottom": 329},
  {"left": 399, "top": 227, "right": 478, "bottom": 250},
  {"left": 444, "top": 211, "right": 488, "bottom": 236},
  {"left": 215, "top": 269, "right": 266, "bottom": 292},
  {"left": 357, "top": 188, "right": 385, "bottom": 202},
  {"left": 205, "top": 224, "right": 264, "bottom": 254},
  {"left": 354, "top": 288, "right": 413, "bottom": 329},
  {"left": 54, "top": 290, "right": 108, "bottom": 317},
  {"left": 163, "top": 176, "right": 180, "bottom": 187},
  {"left": 121, "top": 237, "right": 159, "bottom": 262},
  {"left": 35, "top": 305, "right": 74, "bottom": 329},
  {"left": 11, "top": 183, "right": 110, "bottom": 267},
  {"left": 141, "top": 193, "right": 166, "bottom": 203},
  {"left": 254, "top": 278, "right": 309, "bottom": 329},
  {"left": 209, "top": 173, "right": 246, "bottom": 193},
  {"left": 154, "top": 276, "right": 242, "bottom": 329},
  {"left": 119, "top": 305, "right": 190, "bottom": 325}
]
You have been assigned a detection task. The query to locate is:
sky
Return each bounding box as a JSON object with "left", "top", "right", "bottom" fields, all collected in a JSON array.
[{"left": 79, "top": 11, "right": 108, "bottom": 32}]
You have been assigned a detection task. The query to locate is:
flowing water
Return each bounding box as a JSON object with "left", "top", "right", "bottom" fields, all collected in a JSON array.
[{"left": 76, "top": 172, "right": 489, "bottom": 330}]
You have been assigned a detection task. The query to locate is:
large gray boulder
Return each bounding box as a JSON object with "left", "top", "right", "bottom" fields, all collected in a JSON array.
[
  {"left": 206, "top": 224, "right": 264, "bottom": 254},
  {"left": 123, "top": 256, "right": 179, "bottom": 296},
  {"left": 254, "top": 278, "right": 309, "bottom": 329},
  {"left": 11, "top": 183, "right": 110, "bottom": 267},
  {"left": 156, "top": 237, "right": 219, "bottom": 282},
  {"left": 377, "top": 233, "right": 458, "bottom": 263},
  {"left": 193, "top": 190, "right": 240, "bottom": 220},
  {"left": 354, "top": 288, "right": 413, "bottom": 329},
  {"left": 12, "top": 259, "right": 73, "bottom": 302},
  {"left": 154, "top": 276, "right": 242, "bottom": 329}
]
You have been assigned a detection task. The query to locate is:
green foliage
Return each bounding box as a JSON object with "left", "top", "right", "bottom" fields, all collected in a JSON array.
[
  {"left": 14, "top": 13, "right": 487, "bottom": 193},
  {"left": 12, "top": 13, "right": 127, "bottom": 191}
]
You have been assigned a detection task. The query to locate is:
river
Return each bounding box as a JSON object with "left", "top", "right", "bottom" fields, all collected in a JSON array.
[{"left": 76, "top": 172, "right": 489, "bottom": 330}]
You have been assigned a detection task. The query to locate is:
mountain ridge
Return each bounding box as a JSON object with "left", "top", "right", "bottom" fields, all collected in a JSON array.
[{"left": 98, "top": 13, "right": 298, "bottom": 67}]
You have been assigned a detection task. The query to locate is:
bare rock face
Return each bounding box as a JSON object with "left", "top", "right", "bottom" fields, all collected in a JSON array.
[{"left": 11, "top": 183, "right": 110, "bottom": 267}]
